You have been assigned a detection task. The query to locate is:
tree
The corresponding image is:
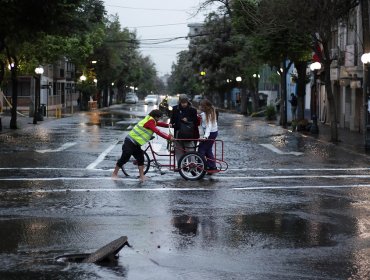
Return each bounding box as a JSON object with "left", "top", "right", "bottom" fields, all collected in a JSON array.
[
  {"left": 188, "top": 11, "right": 250, "bottom": 106},
  {"left": 230, "top": 0, "right": 311, "bottom": 125},
  {"left": 188, "top": 0, "right": 269, "bottom": 111},
  {"left": 0, "top": 0, "right": 105, "bottom": 129},
  {"left": 290, "top": 0, "right": 359, "bottom": 141},
  {"left": 168, "top": 51, "right": 202, "bottom": 96},
  {"left": 91, "top": 15, "right": 158, "bottom": 105}
]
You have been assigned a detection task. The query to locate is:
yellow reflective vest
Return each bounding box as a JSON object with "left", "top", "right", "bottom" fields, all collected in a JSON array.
[{"left": 128, "top": 115, "right": 155, "bottom": 146}]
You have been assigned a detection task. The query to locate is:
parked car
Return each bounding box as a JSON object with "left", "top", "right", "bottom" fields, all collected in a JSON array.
[
  {"left": 144, "top": 94, "right": 159, "bottom": 105},
  {"left": 125, "top": 92, "right": 138, "bottom": 104}
]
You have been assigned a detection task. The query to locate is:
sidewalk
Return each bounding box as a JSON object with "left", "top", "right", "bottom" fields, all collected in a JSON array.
[
  {"left": 270, "top": 118, "right": 370, "bottom": 155},
  {"left": 0, "top": 113, "right": 54, "bottom": 134},
  {"left": 304, "top": 122, "right": 369, "bottom": 154}
]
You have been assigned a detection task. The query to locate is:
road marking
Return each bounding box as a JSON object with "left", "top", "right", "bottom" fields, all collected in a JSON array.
[
  {"left": 260, "top": 144, "right": 303, "bottom": 156},
  {"left": 0, "top": 167, "right": 369, "bottom": 172},
  {"left": 0, "top": 177, "right": 138, "bottom": 181},
  {"left": 1, "top": 174, "right": 370, "bottom": 181},
  {"left": 36, "top": 142, "right": 76, "bottom": 153},
  {"left": 86, "top": 140, "right": 120, "bottom": 170},
  {"left": 1, "top": 184, "right": 370, "bottom": 193},
  {"left": 227, "top": 167, "right": 370, "bottom": 171}
]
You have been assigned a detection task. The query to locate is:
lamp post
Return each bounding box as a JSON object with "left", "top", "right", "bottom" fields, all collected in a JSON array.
[
  {"left": 79, "top": 75, "right": 87, "bottom": 110},
  {"left": 309, "top": 62, "right": 321, "bottom": 134},
  {"left": 200, "top": 71, "right": 206, "bottom": 97},
  {"left": 236, "top": 76, "right": 242, "bottom": 112},
  {"left": 361, "top": 53, "right": 370, "bottom": 148},
  {"left": 33, "top": 66, "right": 44, "bottom": 124},
  {"left": 252, "top": 73, "right": 260, "bottom": 112},
  {"left": 226, "top": 79, "right": 232, "bottom": 108}
]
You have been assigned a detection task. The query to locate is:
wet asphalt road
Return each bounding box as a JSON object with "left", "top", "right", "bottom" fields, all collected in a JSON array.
[{"left": 0, "top": 103, "right": 370, "bottom": 279}]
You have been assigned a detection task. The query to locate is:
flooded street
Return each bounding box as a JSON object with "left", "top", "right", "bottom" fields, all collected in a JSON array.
[{"left": 0, "top": 104, "right": 369, "bottom": 279}]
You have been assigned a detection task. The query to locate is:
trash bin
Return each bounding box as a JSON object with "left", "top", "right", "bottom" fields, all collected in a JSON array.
[
  {"left": 37, "top": 107, "right": 44, "bottom": 121},
  {"left": 40, "top": 104, "right": 46, "bottom": 116},
  {"left": 29, "top": 103, "right": 34, "bottom": 117}
]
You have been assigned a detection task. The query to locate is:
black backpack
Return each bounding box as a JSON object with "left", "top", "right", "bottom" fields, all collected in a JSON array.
[{"left": 177, "top": 121, "right": 195, "bottom": 139}]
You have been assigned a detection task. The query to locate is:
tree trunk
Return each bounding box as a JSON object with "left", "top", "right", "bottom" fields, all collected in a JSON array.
[
  {"left": 362, "top": 0, "right": 370, "bottom": 51},
  {"left": 103, "top": 85, "right": 108, "bottom": 107},
  {"left": 324, "top": 60, "right": 338, "bottom": 142},
  {"left": 279, "top": 60, "right": 293, "bottom": 127},
  {"left": 295, "top": 61, "right": 308, "bottom": 121},
  {"left": 362, "top": 0, "right": 370, "bottom": 137},
  {"left": 9, "top": 66, "right": 18, "bottom": 129},
  {"left": 251, "top": 90, "right": 258, "bottom": 112},
  {"left": 240, "top": 87, "right": 248, "bottom": 114}
]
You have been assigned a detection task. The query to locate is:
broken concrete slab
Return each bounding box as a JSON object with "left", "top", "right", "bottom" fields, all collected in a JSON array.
[
  {"left": 55, "top": 236, "right": 130, "bottom": 264},
  {"left": 82, "top": 236, "right": 129, "bottom": 263}
]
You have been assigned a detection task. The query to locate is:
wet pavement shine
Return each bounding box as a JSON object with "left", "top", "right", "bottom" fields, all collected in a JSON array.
[{"left": 0, "top": 105, "right": 369, "bottom": 279}]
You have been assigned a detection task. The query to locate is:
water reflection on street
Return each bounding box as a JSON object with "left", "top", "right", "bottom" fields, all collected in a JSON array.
[{"left": 0, "top": 107, "right": 370, "bottom": 279}]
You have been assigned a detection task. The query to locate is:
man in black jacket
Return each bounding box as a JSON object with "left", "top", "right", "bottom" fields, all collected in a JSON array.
[{"left": 170, "top": 94, "right": 199, "bottom": 165}]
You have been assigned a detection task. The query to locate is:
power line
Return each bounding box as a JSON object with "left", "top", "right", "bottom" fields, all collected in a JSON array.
[
  {"left": 106, "top": 4, "right": 187, "bottom": 12},
  {"left": 126, "top": 22, "right": 188, "bottom": 29},
  {"left": 141, "top": 46, "right": 188, "bottom": 49},
  {"left": 104, "top": 32, "right": 226, "bottom": 46}
]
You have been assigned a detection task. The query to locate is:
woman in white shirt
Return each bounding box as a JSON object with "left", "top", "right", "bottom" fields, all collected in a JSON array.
[{"left": 198, "top": 99, "right": 218, "bottom": 171}]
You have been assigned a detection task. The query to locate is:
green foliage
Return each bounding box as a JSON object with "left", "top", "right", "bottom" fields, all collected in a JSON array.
[
  {"left": 0, "top": 0, "right": 106, "bottom": 79},
  {"left": 265, "top": 105, "right": 276, "bottom": 120},
  {"left": 167, "top": 51, "right": 201, "bottom": 95}
]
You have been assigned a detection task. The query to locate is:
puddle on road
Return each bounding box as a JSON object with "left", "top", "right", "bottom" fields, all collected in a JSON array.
[{"left": 85, "top": 112, "right": 140, "bottom": 130}]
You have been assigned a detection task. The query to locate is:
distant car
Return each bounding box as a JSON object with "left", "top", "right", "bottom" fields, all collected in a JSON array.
[
  {"left": 125, "top": 92, "right": 138, "bottom": 104},
  {"left": 192, "top": 95, "right": 203, "bottom": 105},
  {"left": 144, "top": 94, "right": 159, "bottom": 105},
  {"left": 167, "top": 96, "right": 179, "bottom": 110}
]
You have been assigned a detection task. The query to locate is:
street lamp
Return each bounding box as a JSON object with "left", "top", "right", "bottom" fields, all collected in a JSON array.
[
  {"left": 361, "top": 53, "right": 370, "bottom": 148},
  {"left": 236, "top": 76, "right": 242, "bottom": 111},
  {"left": 200, "top": 71, "right": 206, "bottom": 96},
  {"left": 225, "top": 79, "right": 232, "bottom": 108},
  {"left": 33, "top": 66, "right": 44, "bottom": 124},
  {"left": 252, "top": 73, "right": 260, "bottom": 112},
  {"left": 309, "top": 62, "right": 322, "bottom": 134},
  {"left": 80, "top": 75, "right": 87, "bottom": 82}
]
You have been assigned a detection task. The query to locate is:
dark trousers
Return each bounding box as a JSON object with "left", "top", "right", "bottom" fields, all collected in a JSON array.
[
  {"left": 198, "top": 131, "right": 218, "bottom": 169},
  {"left": 116, "top": 137, "right": 144, "bottom": 167}
]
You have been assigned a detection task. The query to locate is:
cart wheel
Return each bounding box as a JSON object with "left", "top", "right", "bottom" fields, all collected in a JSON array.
[
  {"left": 178, "top": 152, "right": 206, "bottom": 180},
  {"left": 122, "top": 151, "right": 150, "bottom": 177}
]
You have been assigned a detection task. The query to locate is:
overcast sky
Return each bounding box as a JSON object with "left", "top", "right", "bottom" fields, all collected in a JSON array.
[{"left": 103, "top": 0, "right": 219, "bottom": 76}]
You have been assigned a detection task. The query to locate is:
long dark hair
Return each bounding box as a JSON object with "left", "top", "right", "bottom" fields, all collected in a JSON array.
[{"left": 200, "top": 99, "right": 216, "bottom": 124}]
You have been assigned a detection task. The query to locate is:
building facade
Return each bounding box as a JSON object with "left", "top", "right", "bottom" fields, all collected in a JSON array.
[
  {"left": 1, "top": 58, "right": 79, "bottom": 117},
  {"left": 311, "top": 3, "right": 367, "bottom": 133}
]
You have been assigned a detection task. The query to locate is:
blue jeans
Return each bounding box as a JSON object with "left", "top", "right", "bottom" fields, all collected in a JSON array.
[{"left": 198, "top": 131, "right": 218, "bottom": 169}]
